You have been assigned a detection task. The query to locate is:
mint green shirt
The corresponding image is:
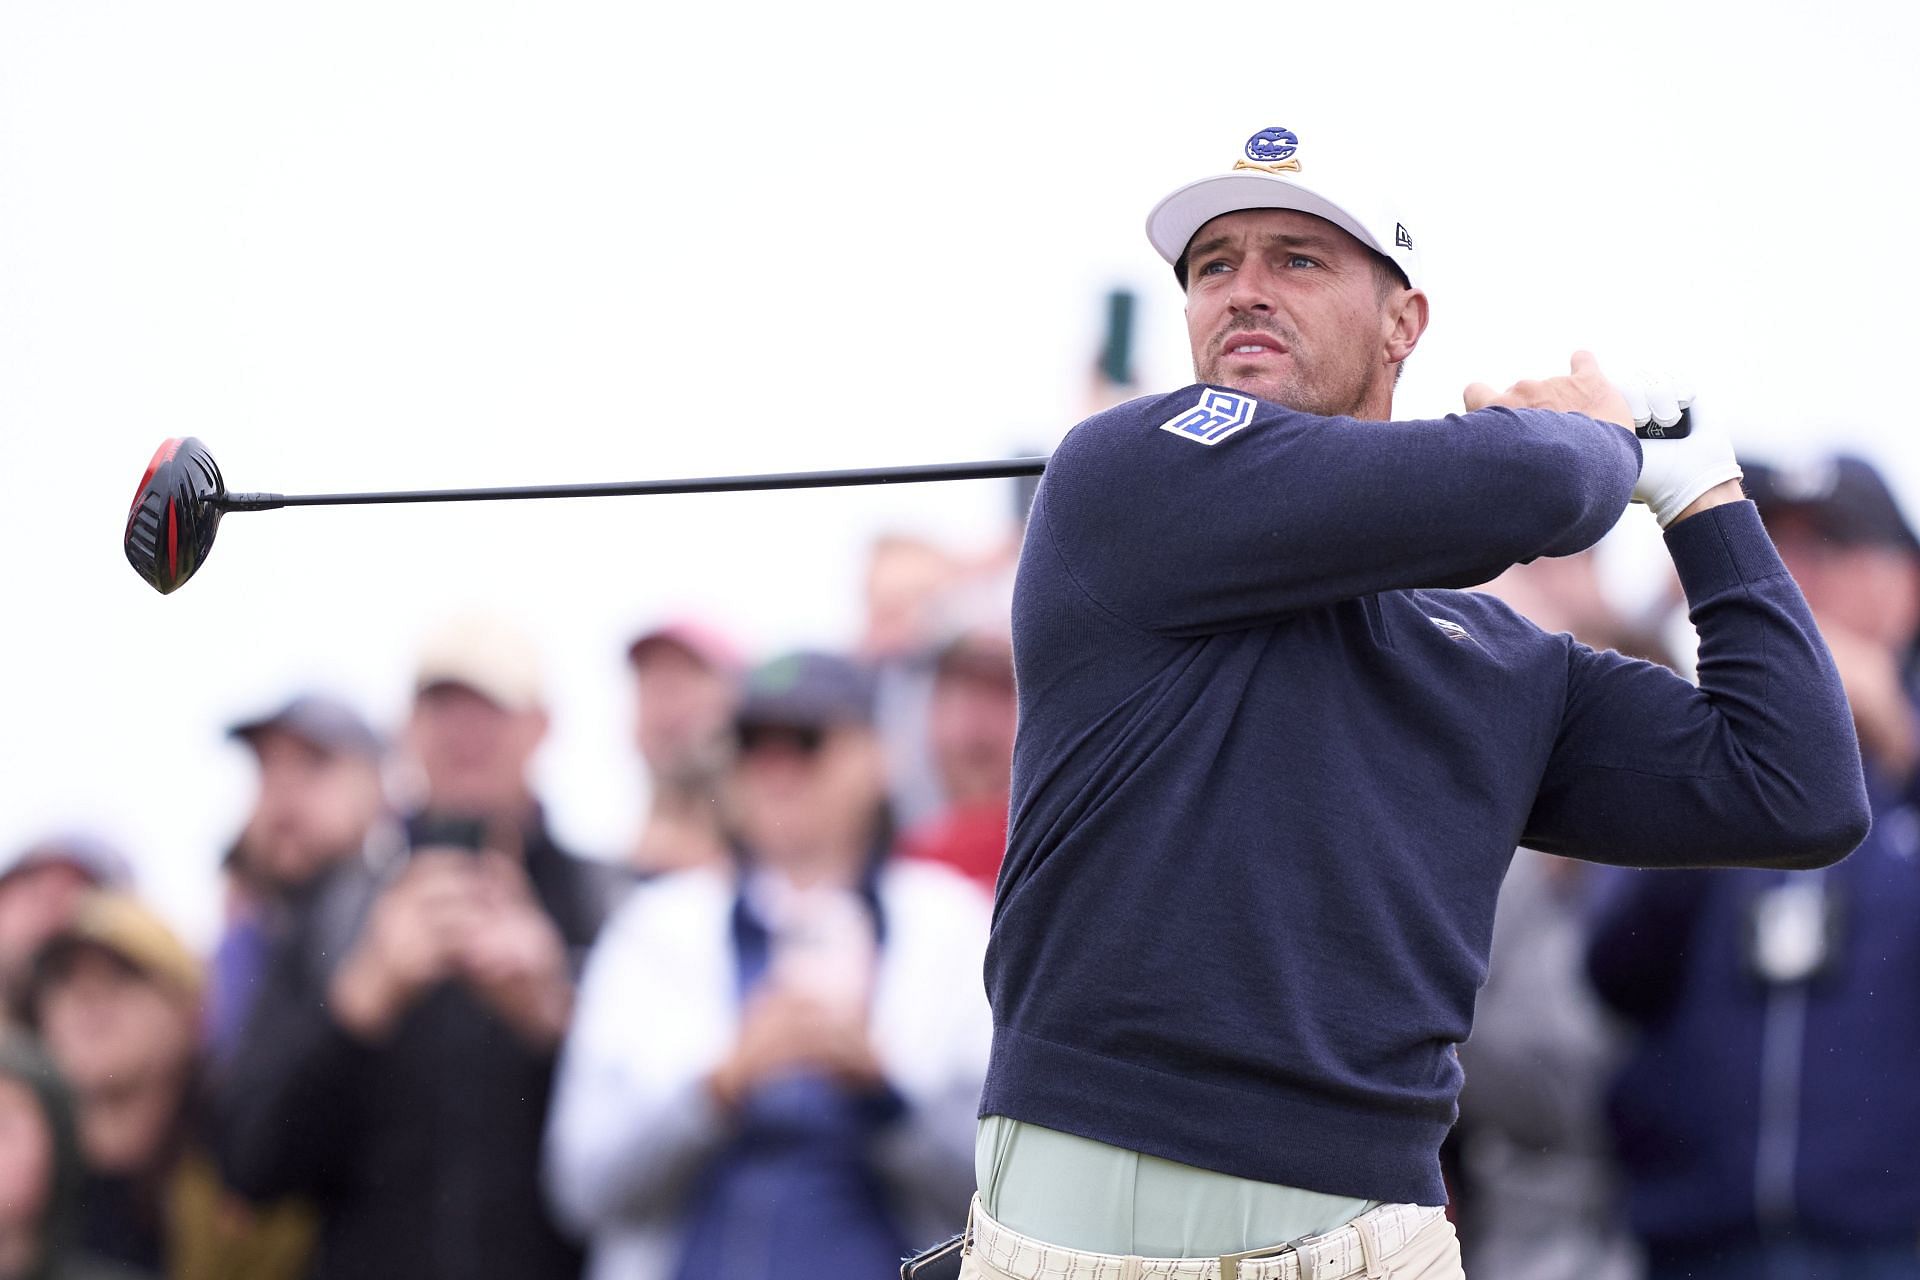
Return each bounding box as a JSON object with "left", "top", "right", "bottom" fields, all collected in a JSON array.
[{"left": 976, "top": 1116, "right": 1379, "bottom": 1257}]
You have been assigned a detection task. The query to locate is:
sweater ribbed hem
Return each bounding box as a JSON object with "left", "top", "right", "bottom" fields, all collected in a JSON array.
[{"left": 979, "top": 1024, "right": 1451, "bottom": 1207}]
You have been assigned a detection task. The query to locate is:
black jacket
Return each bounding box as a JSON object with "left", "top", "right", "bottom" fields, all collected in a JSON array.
[{"left": 213, "top": 811, "right": 622, "bottom": 1280}]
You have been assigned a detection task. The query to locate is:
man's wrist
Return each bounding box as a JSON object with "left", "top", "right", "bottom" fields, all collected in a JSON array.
[{"left": 1668, "top": 478, "right": 1747, "bottom": 527}]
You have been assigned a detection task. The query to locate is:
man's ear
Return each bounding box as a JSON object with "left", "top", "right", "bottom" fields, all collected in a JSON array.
[{"left": 1384, "top": 288, "right": 1429, "bottom": 366}]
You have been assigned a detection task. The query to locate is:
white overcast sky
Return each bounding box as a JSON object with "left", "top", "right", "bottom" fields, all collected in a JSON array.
[{"left": 3, "top": 0, "right": 1915, "bottom": 940}]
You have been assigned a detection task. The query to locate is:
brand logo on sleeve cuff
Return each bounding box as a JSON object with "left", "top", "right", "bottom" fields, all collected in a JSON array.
[{"left": 1159, "top": 389, "right": 1257, "bottom": 446}]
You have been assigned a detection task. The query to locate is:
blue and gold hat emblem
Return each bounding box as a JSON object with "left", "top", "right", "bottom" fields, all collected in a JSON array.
[{"left": 1234, "top": 126, "right": 1302, "bottom": 176}]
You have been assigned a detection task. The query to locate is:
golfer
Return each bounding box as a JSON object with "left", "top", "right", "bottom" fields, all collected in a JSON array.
[{"left": 959, "top": 127, "right": 1871, "bottom": 1279}]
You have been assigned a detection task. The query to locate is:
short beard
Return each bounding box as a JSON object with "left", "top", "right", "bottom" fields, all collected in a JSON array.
[
  {"left": 1196, "top": 350, "right": 1360, "bottom": 418},
  {"left": 1199, "top": 367, "right": 1352, "bottom": 417},
  {"left": 1196, "top": 319, "right": 1346, "bottom": 417}
]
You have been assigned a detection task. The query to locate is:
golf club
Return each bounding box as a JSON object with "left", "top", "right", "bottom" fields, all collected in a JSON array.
[
  {"left": 122, "top": 437, "right": 1051, "bottom": 594},
  {"left": 123, "top": 408, "right": 1690, "bottom": 595}
]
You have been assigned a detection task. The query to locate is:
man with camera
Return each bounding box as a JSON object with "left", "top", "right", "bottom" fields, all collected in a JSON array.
[{"left": 216, "top": 615, "right": 617, "bottom": 1280}]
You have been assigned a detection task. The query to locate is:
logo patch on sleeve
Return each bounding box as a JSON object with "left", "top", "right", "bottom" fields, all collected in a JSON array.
[{"left": 1158, "top": 389, "right": 1257, "bottom": 446}]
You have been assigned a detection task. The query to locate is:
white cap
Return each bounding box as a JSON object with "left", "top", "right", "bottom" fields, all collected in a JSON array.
[
  {"left": 414, "top": 613, "right": 546, "bottom": 713},
  {"left": 1145, "top": 126, "right": 1421, "bottom": 291}
]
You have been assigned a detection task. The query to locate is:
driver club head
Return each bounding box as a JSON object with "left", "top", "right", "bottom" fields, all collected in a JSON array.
[{"left": 124, "top": 437, "right": 226, "bottom": 594}]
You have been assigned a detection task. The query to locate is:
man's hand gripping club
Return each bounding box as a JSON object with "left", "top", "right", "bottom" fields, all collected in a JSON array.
[{"left": 1465, "top": 352, "right": 1744, "bottom": 527}]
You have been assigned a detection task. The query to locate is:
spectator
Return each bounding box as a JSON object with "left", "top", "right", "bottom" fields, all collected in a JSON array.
[
  {"left": 901, "top": 585, "right": 1018, "bottom": 892},
  {"left": 1588, "top": 455, "right": 1920, "bottom": 1279},
  {"left": 207, "top": 694, "right": 394, "bottom": 1065},
  {"left": 861, "top": 534, "right": 962, "bottom": 830},
  {"left": 215, "top": 615, "right": 616, "bottom": 1280},
  {"left": 624, "top": 620, "right": 743, "bottom": 877},
  {"left": 0, "top": 1031, "right": 150, "bottom": 1280},
  {"left": 19, "top": 894, "right": 310, "bottom": 1279},
  {"left": 545, "top": 650, "right": 991, "bottom": 1280},
  {"left": 1450, "top": 554, "right": 1648, "bottom": 1280},
  {"left": 0, "top": 838, "right": 131, "bottom": 1026}
]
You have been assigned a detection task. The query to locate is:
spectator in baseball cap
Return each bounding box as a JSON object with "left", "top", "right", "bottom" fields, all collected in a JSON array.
[
  {"left": 1747, "top": 455, "right": 1920, "bottom": 658},
  {"left": 208, "top": 692, "right": 395, "bottom": 1066},
  {"left": 1745, "top": 454, "right": 1920, "bottom": 549},
  {"left": 1591, "top": 455, "right": 1920, "bottom": 1280},
  {"left": 546, "top": 649, "right": 990, "bottom": 1279},
  {"left": 901, "top": 580, "right": 1018, "bottom": 892},
  {"left": 214, "top": 613, "right": 615, "bottom": 1280},
  {"left": 861, "top": 535, "right": 962, "bottom": 832},
  {"left": 225, "top": 694, "right": 386, "bottom": 893},
  {"left": 1745, "top": 454, "right": 1920, "bottom": 791},
  {"left": 624, "top": 619, "right": 742, "bottom": 877},
  {"left": 0, "top": 837, "right": 132, "bottom": 1030},
  {"left": 21, "top": 893, "right": 312, "bottom": 1280},
  {"left": 406, "top": 611, "right": 550, "bottom": 819}
]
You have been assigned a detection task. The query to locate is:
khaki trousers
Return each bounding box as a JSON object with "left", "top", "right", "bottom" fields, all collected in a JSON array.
[{"left": 957, "top": 1197, "right": 1465, "bottom": 1280}]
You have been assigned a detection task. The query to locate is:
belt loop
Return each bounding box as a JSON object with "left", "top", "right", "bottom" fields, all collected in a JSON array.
[
  {"left": 1121, "top": 1255, "right": 1143, "bottom": 1280},
  {"left": 1222, "top": 1234, "right": 1308, "bottom": 1280},
  {"left": 1355, "top": 1214, "right": 1388, "bottom": 1280}
]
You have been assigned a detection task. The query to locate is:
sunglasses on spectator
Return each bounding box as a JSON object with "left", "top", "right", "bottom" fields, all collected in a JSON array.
[{"left": 736, "top": 723, "right": 828, "bottom": 757}]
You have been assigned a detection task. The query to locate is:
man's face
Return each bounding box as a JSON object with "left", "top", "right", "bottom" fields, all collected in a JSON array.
[
  {"left": 0, "top": 862, "right": 94, "bottom": 990},
  {"left": 631, "top": 643, "right": 737, "bottom": 780},
  {"left": 409, "top": 683, "right": 547, "bottom": 817},
  {"left": 37, "top": 946, "right": 196, "bottom": 1097},
  {"left": 862, "top": 538, "right": 956, "bottom": 659},
  {"left": 731, "top": 722, "right": 885, "bottom": 873},
  {"left": 1184, "top": 208, "right": 1418, "bottom": 417},
  {"left": 1773, "top": 520, "right": 1920, "bottom": 650},
  {"left": 928, "top": 651, "right": 1017, "bottom": 807},
  {"left": 241, "top": 730, "right": 385, "bottom": 890}
]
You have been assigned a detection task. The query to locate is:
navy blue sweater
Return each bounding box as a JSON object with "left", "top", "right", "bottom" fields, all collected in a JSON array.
[{"left": 980, "top": 385, "right": 1871, "bottom": 1207}]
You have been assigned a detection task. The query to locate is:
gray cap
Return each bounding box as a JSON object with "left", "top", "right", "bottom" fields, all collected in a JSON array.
[
  {"left": 0, "top": 833, "right": 133, "bottom": 890},
  {"left": 228, "top": 693, "right": 384, "bottom": 759},
  {"left": 735, "top": 651, "right": 876, "bottom": 731}
]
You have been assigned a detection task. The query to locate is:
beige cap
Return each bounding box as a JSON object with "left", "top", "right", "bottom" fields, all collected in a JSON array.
[
  {"left": 414, "top": 613, "right": 546, "bottom": 713},
  {"left": 36, "top": 891, "right": 204, "bottom": 1004}
]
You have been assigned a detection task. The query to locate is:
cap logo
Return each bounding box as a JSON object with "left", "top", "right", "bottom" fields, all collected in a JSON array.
[
  {"left": 752, "top": 653, "right": 805, "bottom": 695},
  {"left": 1395, "top": 223, "right": 1413, "bottom": 251},
  {"left": 1234, "top": 126, "right": 1301, "bottom": 176}
]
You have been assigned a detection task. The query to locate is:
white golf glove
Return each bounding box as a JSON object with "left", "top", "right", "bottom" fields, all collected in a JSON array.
[{"left": 1622, "top": 372, "right": 1743, "bottom": 528}]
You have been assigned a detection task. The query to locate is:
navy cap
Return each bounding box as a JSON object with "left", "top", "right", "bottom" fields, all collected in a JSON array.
[
  {"left": 0, "top": 833, "right": 133, "bottom": 890},
  {"left": 1745, "top": 456, "right": 1920, "bottom": 554},
  {"left": 735, "top": 651, "right": 876, "bottom": 731},
  {"left": 228, "top": 693, "right": 384, "bottom": 760}
]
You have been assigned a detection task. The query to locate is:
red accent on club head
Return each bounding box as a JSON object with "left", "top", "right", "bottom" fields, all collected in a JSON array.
[
  {"left": 167, "top": 499, "right": 179, "bottom": 578},
  {"left": 130, "top": 438, "right": 184, "bottom": 520}
]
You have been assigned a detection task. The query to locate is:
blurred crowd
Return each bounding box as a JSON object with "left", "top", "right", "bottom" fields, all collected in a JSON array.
[{"left": 3, "top": 451, "right": 1917, "bottom": 1280}]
